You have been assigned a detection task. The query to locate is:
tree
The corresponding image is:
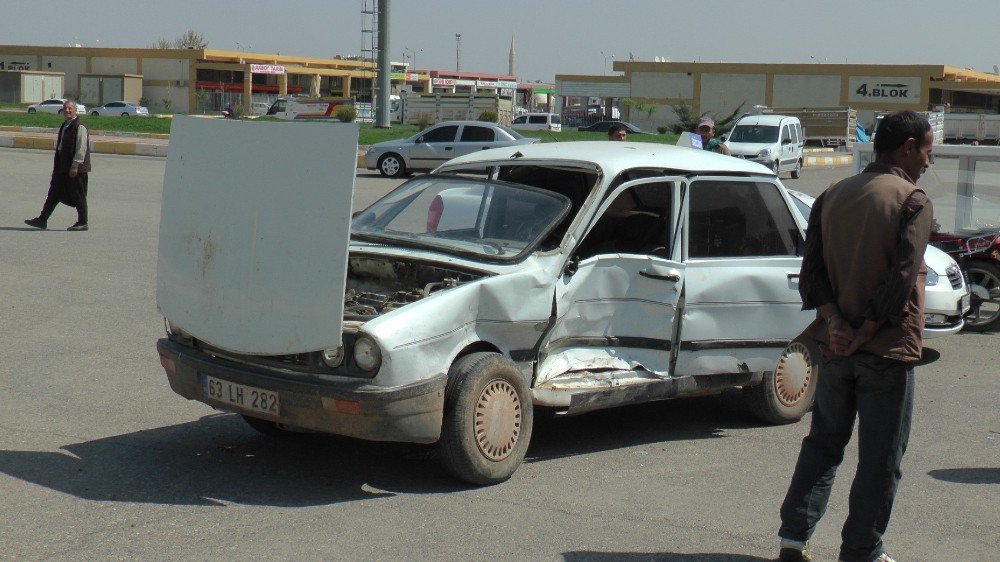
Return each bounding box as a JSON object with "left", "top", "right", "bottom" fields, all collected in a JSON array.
[
  {"left": 174, "top": 29, "right": 208, "bottom": 50},
  {"left": 621, "top": 98, "right": 658, "bottom": 122},
  {"left": 149, "top": 30, "right": 208, "bottom": 50},
  {"left": 668, "top": 101, "right": 746, "bottom": 134}
]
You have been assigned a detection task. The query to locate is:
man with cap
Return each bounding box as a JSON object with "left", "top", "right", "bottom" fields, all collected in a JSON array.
[{"left": 697, "top": 116, "right": 730, "bottom": 155}]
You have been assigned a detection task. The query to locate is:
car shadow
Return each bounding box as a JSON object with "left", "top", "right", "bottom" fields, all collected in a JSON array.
[
  {"left": 0, "top": 394, "right": 766, "bottom": 507},
  {"left": 927, "top": 467, "right": 1000, "bottom": 484},
  {"left": 562, "top": 551, "right": 772, "bottom": 561}
]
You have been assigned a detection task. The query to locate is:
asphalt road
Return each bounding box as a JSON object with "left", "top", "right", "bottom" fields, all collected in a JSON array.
[{"left": 1, "top": 148, "right": 997, "bottom": 560}]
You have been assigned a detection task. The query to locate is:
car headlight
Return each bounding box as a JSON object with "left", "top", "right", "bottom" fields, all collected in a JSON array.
[
  {"left": 321, "top": 346, "right": 345, "bottom": 368},
  {"left": 353, "top": 336, "right": 382, "bottom": 372},
  {"left": 925, "top": 266, "right": 940, "bottom": 286},
  {"left": 758, "top": 148, "right": 771, "bottom": 158}
]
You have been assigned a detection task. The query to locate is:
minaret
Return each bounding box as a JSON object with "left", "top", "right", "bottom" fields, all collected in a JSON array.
[{"left": 508, "top": 33, "right": 516, "bottom": 77}]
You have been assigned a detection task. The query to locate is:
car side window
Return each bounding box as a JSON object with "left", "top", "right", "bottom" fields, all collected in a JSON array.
[
  {"left": 781, "top": 125, "right": 791, "bottom": 142},
  {"left": 790, "top": 124, "right": 799, "bottom": 144},
  {"left": 513, "top": 116, "right": 527, "bottom": 124},
  {"left": 577, "top": 182, "right": 673, "bottom": 260},
  {"left": 422, "top": 125, "right": 458, "bottom": 143},
  {"left": 459, "top": 126, "right": 495, "bottom": 142},
  {"left": 528, "top": 115, "right": 546, "bottom": 124},
  {"left": 688, "top": 181, "right": 799, "bottom": 258}
]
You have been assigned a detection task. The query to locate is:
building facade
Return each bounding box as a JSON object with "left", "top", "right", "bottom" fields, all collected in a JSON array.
[{"left": 556, "top": 61, "right": 1000, "bottom": 131}]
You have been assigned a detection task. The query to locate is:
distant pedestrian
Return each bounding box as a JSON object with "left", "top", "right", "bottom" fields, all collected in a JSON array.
[
  {"left": 607, "top": 123, "right": 628, "bottom": 141},
  {"left": 776, "top": 110, "right": 935, "bottom": 562},
  {"left": 696, "top": 117, "right": 730, "bottom": 155},
  {"left": 24, "top": 100, "right": 91, "bottom": 231}
]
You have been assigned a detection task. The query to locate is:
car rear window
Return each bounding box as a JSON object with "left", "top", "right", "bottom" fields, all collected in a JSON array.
[{"left": 460, "top": 125, "right": 495, "bottom": 142}]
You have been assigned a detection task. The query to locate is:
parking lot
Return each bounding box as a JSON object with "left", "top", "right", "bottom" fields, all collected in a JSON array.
[{"left": 1, "top": 147, "right": 997, "bottom": 560}]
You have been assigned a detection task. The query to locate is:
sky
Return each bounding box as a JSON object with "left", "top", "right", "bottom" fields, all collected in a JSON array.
[{"left": 3, "top": 0, "right": 1000, "bottom": 83}]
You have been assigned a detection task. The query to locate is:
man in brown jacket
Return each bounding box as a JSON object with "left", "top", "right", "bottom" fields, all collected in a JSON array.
[{"left": 777, "top": 110, "right": 934, "bottom": 562}]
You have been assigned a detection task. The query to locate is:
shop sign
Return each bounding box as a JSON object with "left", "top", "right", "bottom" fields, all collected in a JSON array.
[
  {"left": 251, "top": 64, "right": 285, "bottom": 75},
  {"left": 848, "top": 76, "right": 921, "bottom": 103}
]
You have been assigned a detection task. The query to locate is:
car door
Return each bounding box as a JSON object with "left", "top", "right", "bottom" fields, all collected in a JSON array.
[
  {"left": 536, "top": 177, "right": 686, "bottom": 387},
  {"left": 454, "top": 124, "right": 498, "bottom": 157},
  {"left": 408, "top": 124, "right": 459, "bottom": 170},
  {"left": 779, "top": 124, "right": 794, "bottom": 171},
  {"left": 676, "top": 176, "right": 810, "bottom": 377}
]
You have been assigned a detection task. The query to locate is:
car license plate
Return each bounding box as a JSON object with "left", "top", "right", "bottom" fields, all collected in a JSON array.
[
  {"left": 960, "top": 293, "right": 971, "bottom": 313},
  {"left": 203, "top": 376, "right": 280, "bottom": 416}
]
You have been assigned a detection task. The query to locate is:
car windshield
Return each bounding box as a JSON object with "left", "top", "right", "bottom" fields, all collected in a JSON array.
[
  {"left": 728, "top": 124, "right": 779, "bottom": 143},
  {"left": 352, "top": 175, "right": 570, "bottom": 261}
]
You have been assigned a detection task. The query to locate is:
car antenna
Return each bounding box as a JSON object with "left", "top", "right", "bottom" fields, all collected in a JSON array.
[{"left": 546, "top": 131, "right": 560, "bottom": 142}]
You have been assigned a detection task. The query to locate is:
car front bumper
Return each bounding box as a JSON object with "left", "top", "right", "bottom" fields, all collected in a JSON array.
[
  {"left": 157, "top": 338, "right": 446, "bottom": 443},
  {"left": 922, "top": 288, "right": 971, "bottom": 338}
]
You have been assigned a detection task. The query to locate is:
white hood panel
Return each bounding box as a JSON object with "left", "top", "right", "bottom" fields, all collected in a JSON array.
[{"left": 157, "top": 116, "right": 358, "bottom": 355}]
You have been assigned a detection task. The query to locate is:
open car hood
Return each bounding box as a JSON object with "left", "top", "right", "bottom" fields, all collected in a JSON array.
[{"left": 156, "top": 116, "right": 358, "bottom": 355}]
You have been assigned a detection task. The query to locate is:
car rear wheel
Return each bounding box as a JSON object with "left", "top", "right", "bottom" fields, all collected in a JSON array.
[
  {"left": 963, "top": 261, "right": 1000, "bottom": 332},
  {"left": 57, "top": 109, "right": 64, "bottom": 115},
  {"left": 438, "top": 352, "right": 533, "bottom": 485},
  {"left": 377, "top": 153, "right": 405, "bottom": 178},
  {"left": 746, "top": 337, "right": 818, "bottom": 424},
  {"left": 91, "top": 111, "right": 100, "bottom": 116},
  {"left": 791, "top": 159, "right": 802, "bottom": 179},
  {"left": 121, "top": 112, "right": 130, "bottom": 117}
]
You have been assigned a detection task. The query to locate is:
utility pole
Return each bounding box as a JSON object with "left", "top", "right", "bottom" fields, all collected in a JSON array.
[
  {"left": 375, "top": 0, "right": 390, "bottom": 128},
  {"left": 455, "top": 33, "right": 462, "bottom": 72}
]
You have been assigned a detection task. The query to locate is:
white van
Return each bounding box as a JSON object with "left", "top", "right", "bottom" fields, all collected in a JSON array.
[
  {"left": 511, "top": 112, "right": 562, "bottom": 132},
  {"left": 724, "top": 114, "right": 804, "bottom": 178},
  {"left": 266, "top": 98, "right": 353, "bottom": 120}
]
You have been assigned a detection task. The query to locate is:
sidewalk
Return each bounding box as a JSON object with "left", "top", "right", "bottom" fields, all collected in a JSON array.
[{"left": 1, "top": 126, "right": 851, "bottom": 168}]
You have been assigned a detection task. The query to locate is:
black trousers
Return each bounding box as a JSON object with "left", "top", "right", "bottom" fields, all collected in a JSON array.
[
  {"left": 40, "top": 170, "right": 88, "bottom": 224},
  {"left": 779, "top": 352, "right": 914, "bottom": 562}
]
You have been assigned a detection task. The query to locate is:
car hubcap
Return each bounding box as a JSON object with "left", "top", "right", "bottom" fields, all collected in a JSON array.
[
  {"left": 774, "top": 342, "right": 812, "bottom": 406},
  {"left": 474, "top": 378, "right": 521, "bottom": 461},
  {"left": 381, "top": 157, "right": 399, "bottom": 175}
]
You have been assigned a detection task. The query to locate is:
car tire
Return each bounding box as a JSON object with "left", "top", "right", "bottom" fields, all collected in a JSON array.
[
  {"left": 240, "top": 414, "right": 298, "bottom": 437},
  {"left": 91, "top": 111, "right": 100, "bottom": 116},
  {"left": 791, "top": 160, "right": 802, "bottom": 179},
  {"left": 27, "top": 108, "right": 36, "bottom": 114},
  {"left": 438, "top": 352, "right": 533, "bottom": 486},
  {"left": 57, "top": 109, "right": 64, "bottom": 115},
  {"left": 121, "top": 112, "right": 130, "bottom": 117},
  {"left": 963, "top": 261, "right": 1000, "bottom": 332},
  {"left": 377, "top": 153, "right": 405, "bottom": 178},
  {"left": 746, "top": 336, "right": 818, "bottom": 424},
  {"left": 771, "top": 160, "right": 780, "bottom": 175}
]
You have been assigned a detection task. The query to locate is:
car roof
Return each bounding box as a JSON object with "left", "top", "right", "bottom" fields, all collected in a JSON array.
[
  {"left": 439, "top": 141, "right": 775, "bottom": 177},
  {"left": 433, "top": 121, "right": 507, "bottom": 126},
  {"left": 734, "top": 114, "right": 799, "bottom": 126}
]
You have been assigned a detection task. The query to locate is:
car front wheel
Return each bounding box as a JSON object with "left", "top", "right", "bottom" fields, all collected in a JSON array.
[
  {"left": 27, "top": 108, "right": 36, "bottom": 113},
  {"left": 791, "top": 159, "right": 802, "bottom": 179},
  {"left": 377, "top": 153, "right": 405, "bottom": 178},
  {"left": 121, "top": 112, "right": 130, "bottom": 117},
  {"left": 746, "top": 337, "right": 818, "bottom": 424},
  {"left": 438, "top": 352, "right": 533, "bottom": 485},
  {"left": 91, "top": 111, "right": 100, "bottom": 116}
]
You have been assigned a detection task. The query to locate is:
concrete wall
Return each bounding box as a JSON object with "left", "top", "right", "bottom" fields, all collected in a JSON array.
[
  {"left": 700, "top": 73, "right": 766, "bottom": 118},
  {"left": 41, "top": 56, "right": 87, "bottom": 96},
  {"left": 143, "top": 58, "right": 188, "bottom": 82},
  {"left": 772, "top": 75, "right": 842, "bottom": 108},
  {"left": 91, "top": 57, "right": 137, "bottom": 75},
  {"left": 144, "top": 85, "right": 189, "bottom": 112},
  {"left": 631, "top": 72, "right": 693, "bottom": 100}
]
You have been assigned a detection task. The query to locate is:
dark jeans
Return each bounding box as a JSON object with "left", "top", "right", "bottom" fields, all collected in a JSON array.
[
  {"left": 779, "top": 352, "right": 914, "bottom": 562},
  {"left": 40, "top": 171, "right": 88, "bottom": 224}
]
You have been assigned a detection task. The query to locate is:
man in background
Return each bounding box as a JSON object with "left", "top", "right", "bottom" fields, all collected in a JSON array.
[
  {"left": 24, "top": 100, "right": 91, "bottom": 231},
  {"left": 607, "top": 123, "right": 627, "bottom": 141},
  {"left": 697, "top": 116, "right": 730, "bottom": 155}
]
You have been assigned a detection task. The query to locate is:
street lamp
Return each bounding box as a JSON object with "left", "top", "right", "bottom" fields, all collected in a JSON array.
[
  {"left": 455, "top": 34, "right": 462, "bottom": 72},
  {"left": 404, "top": 46, "right": 423, "bottom": 69},
  {"left": 601, "top": 50, "right": 614, "bottom": 75}
]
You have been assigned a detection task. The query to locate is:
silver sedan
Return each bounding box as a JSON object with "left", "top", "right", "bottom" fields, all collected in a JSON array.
[
  {"left": 89, "top": 101, "right": 150, "bottom": 117},
  {"left": 364, "top": 121, "right": 539, "bottom": 178},
  {"left": 27, "top": 98, "right": 87, "bottom": 115}
]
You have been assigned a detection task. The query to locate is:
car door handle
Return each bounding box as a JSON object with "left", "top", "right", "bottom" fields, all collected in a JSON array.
[
  {"left": 445, "top": 146, "right": 453, "bottom": 151},
  {"left": 639, "top": 268, "right": 681, "bottom": 282},
  {"left": 787, "top": 273, "right": 800, "bottom": 280}
]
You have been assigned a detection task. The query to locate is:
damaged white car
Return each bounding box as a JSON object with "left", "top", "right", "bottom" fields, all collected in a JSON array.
[{"left": 157, "top": 122, "right": 817, "bottom": 485}]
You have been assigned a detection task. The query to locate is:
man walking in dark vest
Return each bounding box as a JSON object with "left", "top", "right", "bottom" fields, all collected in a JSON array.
[{"left": 24, "top": 99, "right": 91, "bottom": 231}]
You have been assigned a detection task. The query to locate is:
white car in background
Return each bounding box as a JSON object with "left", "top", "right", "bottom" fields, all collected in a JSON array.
[
  {"left": 27, "top": 98, "right": 86, "bottom": 115},
  {"left": 787, "top": 189, "right": 970, "bottom": 338},
  {"left": 89, "top": 101, "right": 149, "bottom": 117}
]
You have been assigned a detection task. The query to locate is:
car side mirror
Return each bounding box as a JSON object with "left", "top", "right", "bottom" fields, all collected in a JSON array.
[
  {"left": 782, "top": 138, "right": 792, "bottom": 145},
  {"left": 415, "top": 136, "right": 425, "bottom": 144},
  {"left": 719, "top": 134, "right": 727, "bottom": 142},
  {"left": 564, "top": 255, "right": 580, "bottom": 277}
]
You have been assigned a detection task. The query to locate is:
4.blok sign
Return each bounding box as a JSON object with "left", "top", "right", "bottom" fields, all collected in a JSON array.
[{"left": 848, "top": 76, "right": 921, "bottom": 104}]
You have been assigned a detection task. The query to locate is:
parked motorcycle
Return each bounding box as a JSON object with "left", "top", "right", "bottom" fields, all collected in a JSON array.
[{"left": 930, "top": 228, "right": 1000, "bottom": 332}]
